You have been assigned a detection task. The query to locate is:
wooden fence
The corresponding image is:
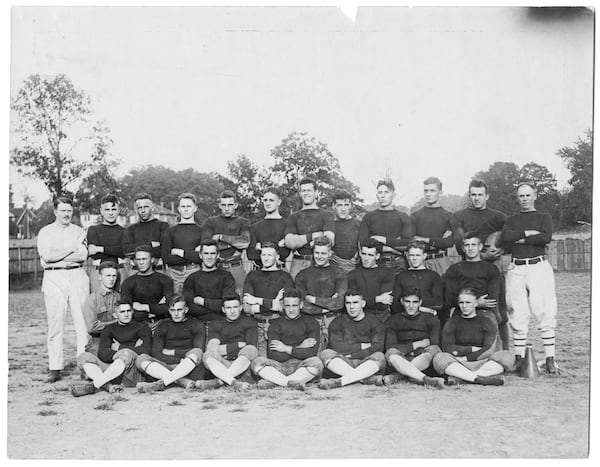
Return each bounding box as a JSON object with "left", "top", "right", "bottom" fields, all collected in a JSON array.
[{"left": 8, "top": 238, "right": 592, "bottom": 288}]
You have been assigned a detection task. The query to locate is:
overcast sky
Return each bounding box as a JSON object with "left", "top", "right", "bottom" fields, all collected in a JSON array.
[{"left": 9, "top": 6, "right": 593, "bottom": 208}]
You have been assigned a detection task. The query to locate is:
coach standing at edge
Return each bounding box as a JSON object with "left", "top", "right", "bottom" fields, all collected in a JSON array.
[{"left": 37, "top": 196, "right": 90, "bottom": 383}]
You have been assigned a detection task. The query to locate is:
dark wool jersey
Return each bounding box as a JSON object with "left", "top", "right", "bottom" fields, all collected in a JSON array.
[
  {"left": 97, "top": 320, "right": 152, "bottom": 363},
  {"left": 385, "top": 312, "right": 441, "bottom": 353},
  {"left": 284, "top": 208, "right": 335, "bottom": 256},
  {"left": 87, "top": 223, "right": 125, "bottom": 262},
  {"left": 333, "top": 217, "right": 360, "bottom": 259},
  {"left": 359, "top": 209, "right": 414, "bottom": 250},
  {"left": 266, "top": 314, "right": 321, "bottom": 362},
  {"left": 207, "top": 315, "right": 258, "bottom": 360},
  {"left": 161, "top": 223, "right": 203, "bottom": 266},
  {"left": 295, "top": 264, "right": 347, "bottom": 314},
  {"left": 450, "top": 207, "right": 507, "bottom": 256},
  {"left": 248, "top": 218, "right": 290, "bottom": 262},
  {"left": 347, "top": 266, "right": 396, "bottom": 313},
  {"left": 202, "top": 215, "right": 250, "bottom": 260},
  {"left": 151, "top": 318, "right": 206, "bottom": 365},
  {"left": 123, "top": 218, "right": 170, "bottom": 259},
  {"left": 392, "top": 269, "right": 443, "bottom": 313},
  {"left": 441, "top": 310, "right": 498, "bottom": 361},
  {"left": 502, "top": 211, "right": 553, "bottom": 259},
  {"left": 243, "top": 269, "right": 295, "bottom": 317},
  {"left": 410, "top": 206, "right": 454, "bottom": 251},
  {"left": 444, "top": 261, "right": 500, "bottom": 311},
  {"left": 328, "top": 313, "right": 385, "bottom": 359},
  {"left": 182, "top": 268, "right": 236, "bottom": 322},
  {"left": 121, "top": 272, "right": 174, "bottom": 321}
]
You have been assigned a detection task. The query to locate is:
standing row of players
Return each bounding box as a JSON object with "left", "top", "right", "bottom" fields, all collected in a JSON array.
[{"left": 37, "top": 176, "right": 558, "bottom": 388}]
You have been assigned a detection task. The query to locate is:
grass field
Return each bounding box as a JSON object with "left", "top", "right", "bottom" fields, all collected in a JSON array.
[{"left": 7, "top": 271, "right": 591, "bottom": 459}]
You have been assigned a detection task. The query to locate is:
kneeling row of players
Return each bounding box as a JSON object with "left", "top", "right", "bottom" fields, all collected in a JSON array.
[{"left": 71, "top": 287, "right": 515, "bottom": 397}]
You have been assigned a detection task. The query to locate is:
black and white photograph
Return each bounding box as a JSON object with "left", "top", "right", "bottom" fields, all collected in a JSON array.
[{"left": 6, "top": 2, "right": 593, "bottom": 459}]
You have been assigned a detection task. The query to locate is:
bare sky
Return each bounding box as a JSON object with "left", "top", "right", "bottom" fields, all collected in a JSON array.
[{"left": 9, "top": 6, "right": 593, "bottom": 208}]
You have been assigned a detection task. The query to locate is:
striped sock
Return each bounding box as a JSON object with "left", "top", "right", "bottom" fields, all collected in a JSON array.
[
  {"left": 513, "top": 336, "right": 527, "bottom": 358},
  {"left": 541, "top": 331, "right": 556, "bottom": 358}
]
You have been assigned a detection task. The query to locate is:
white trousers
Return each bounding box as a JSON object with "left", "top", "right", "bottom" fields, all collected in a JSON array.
[
  {"left": 505, "top": 259, "right": 557, "bottom": 338},
  {"left": 42, "top": 269, "right": 90, "bottom": 370}
]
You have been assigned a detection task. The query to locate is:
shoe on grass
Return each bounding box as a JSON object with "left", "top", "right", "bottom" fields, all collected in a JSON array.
[
  {"left": 545, "top": 357, "right": 557, "bottom": 374},
  {"left": 256, "top": 380, "right": 278, "bottom": 390},
  {"left": 287, "top": 381, "right": 307, "bottom": 391},
  {"left": 194, "top": 379, "right": 224, "bottom": 391},
  {"left": 474, "top": 375, "right": 504, "bottom": 386},
  {"left": 446, "top": 376, "right": 467, "bottom": 386},
  {"left": 422, "top": 376, "right": 445, "bottom": 389},
  {"left": 47, "top": 370, "right": 62, "bottom": 384},
  {"left": 361, "top": 375, "right": 384, "bottom": 386},
  {"left": 106, "top": 384, "right": 123, "bottom": 394},
  {"left": 383, "top": 374, "right": 401, "bottom": 386},
  {"left": 231, "top": 380, "right": 250, "bottom": 391},
  {"left": 136, "top": 380, "right": 166, "bottom": 393},
  {"left": 70, "top": 382, "right": 96, "bottom": 397},
  {"left": 317, "top": 378, "right": 343, "bottom": 390}
]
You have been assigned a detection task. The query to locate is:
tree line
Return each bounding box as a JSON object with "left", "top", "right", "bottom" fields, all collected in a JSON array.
[{"left": 10, "top": 74, "right": 592, "bottom": 236}]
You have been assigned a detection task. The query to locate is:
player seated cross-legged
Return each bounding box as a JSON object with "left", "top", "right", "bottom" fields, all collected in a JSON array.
[
  {"left": 384, "top": 287, "right": 445, "bottom": 388},
  {"left": 198, "top": 294, "right": 259, "bottom": 391},
  {"left": 433, "top": 288, "right": 514, "bottom": 386},
  {"left": 251, "top": 288, "right": 323, "bottom": 390},
  {"left": 135, "top": 295, "right": 206, "bottom": 393},
  {"left": 71, "top": 300, "right": 151, "bottom": 396},
  {"left": 318, "top": 289, "right": 386, "bottom": 389}
]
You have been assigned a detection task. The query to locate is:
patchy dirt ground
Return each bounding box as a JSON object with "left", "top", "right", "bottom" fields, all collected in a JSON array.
[{"left": 7, "top": 272, "right": 590, "bottom": 459}]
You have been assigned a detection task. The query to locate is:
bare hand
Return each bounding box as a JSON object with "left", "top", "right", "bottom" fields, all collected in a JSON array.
[
  {"left": 476, "top": 294, "right": 497, "bottom": 309},
  {"left": 269, "top": 340, "right": 289, "bottom": 353},
  {"left": 360, "top": 342, "right": 372, "bottom": 350},
  {"left": 162, "top": 348, "right": 175, "bottom": 356},
  {"left": 151, "top": 241, "right": 161, "bottom": 248},
  {"left": 305, "top": 295, "right": 316, "bottom": 305},
  {"left": 88, "top": 244, "right": 102, "bottom": 255},
  {"left": 413, "top": 235, "right": 429, "bottom": 242},
  {"left": 481, "top": 249, "right": 502, "bottom": 261},
  {"left": 442, "top": 229, "right": 453, "bottom": 238},
  {"left": 376, "top": 291, "right": 394, "bottom": 305},
  {"left": 370, "top": 235, "right": 387, "bottom": 244},
  {"left": 171, "top": 248, "right": 184, "bottom": 257},
  {"left": 111, "top": 339, "right": 120, "bottom": 351},
  {"left": 297, "top": 338, "right": 317, "bottom": 348},
  {"left": 135, "top": 338, "right": 143, "bottom": 347},
  {"left": 243, "top": 293, "right": 261, "bottom": 306}
]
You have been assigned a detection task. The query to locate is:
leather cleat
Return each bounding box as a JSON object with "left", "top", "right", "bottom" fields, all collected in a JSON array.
[
  {"left": 545, "top": 357, "right": 557, "bottom": 374},
  {"left": 47, "top": 370, "right": 62, "bottom": 383},
  {"left": 70, "top": 382, "right": 96, "bottom": 397},
  {"left": 360, "top": 375, "right": 384, "bottom": 386},
  {"left": 383, "top": 374, "right": 401, "bottom": 386},
  {"left": 136, "top": 380, "right": 166, "bottom": 393},
  {"left": 474, "top": 375, "right": 504, "bottom": 386},
  {"left": 318, "top": 378, "right": 343, "bottom": 390},
  {"left": 422, "top": 376, "right": 445, "bottom": 389}
]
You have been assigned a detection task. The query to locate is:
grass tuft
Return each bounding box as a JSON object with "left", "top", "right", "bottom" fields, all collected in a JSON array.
[
  {"left": 37, "top": 409, "right": 58, "bottom": 416},
  {"left": 167, "top": 400, "right": 184, "bottom": 406},
  {"left": 201, "top": 403, "right": 217, "bottom": 410},
  {"left": 229, "top": 406, "right": 247, "bottom": 413}
]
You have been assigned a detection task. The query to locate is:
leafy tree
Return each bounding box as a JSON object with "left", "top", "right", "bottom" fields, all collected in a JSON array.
[
  {"left": 557, "top": 130, "right": 592, "bottom": 225},
  {"left": 473, "top": 161, "right": 521, "bottom": 214},
  {"left": 224, "top": 155, "right": 271, "bottom": 220},
  {"left": 10, "top": 74, "right": 114, "bottom": 199},
  {"left": 518, "top": 161, "right": 561, "bottom": 223}
]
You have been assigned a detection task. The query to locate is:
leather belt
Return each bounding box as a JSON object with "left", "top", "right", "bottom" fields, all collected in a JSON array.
[
  {"left": 427, "top": 251, "right": 447, "bottom": 260},
  {"left": 95, "top": 263, "right": 125, "bottom": 270},
  {"left": 45, "top": 265, "right": 83, "bottom": 270},
  {"left": 293, "top": 254, "right": 313, "bottom": 260},
  {"left": 511, "top": 255, "right": 546, "bottom": 266},
  {"left": 220, "top": 258, "right": 243, "bottom": 268}
]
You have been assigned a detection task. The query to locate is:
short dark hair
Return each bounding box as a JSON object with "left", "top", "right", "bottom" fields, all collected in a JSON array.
[
  {"left": 406, "top": 240, "right": 427, "bottom": 253},
  {"left": 134, "top": 192, "right": 153, "bottom": 202},
  {"left": 360, "top": 238, "right": 382, "bottom": 254},
  {"left": 463, "top": 231, "right": 482, "bottom": 243},
  {"left": 458, "top": 287, "right": 478, "bottom": 298},
  {"left": 262, "top": 187, "right": 282, "bottom": 198},
  {"left": 134, "top": 244, "right": 154, "bottom": 256},
  {"left": 401, "top": 287, "right": 422, "bottom": 300},
  {"left": 376, "top": 179, "right": 395, "bottom": 192},
  {"left": 261, "top": 241, "right": 279, "bottom": 253},
  {"left": 344, "top": 289, "right": 364, "bottom": 301},
  {"left": 423, "top": 177, "right": 442, "bottom": 190},
  {"left": 200, "top": 240, "right": 219, "bottom": 251},
  {"left": 115, "top": 299, "right": 132, "bottom": 311},
  {"left": 469, "top": 178, "right": 488, "bottom": 194},
  {"left": 178, "top": 192, "right": 197, "bottom": 204},
  {"left": 169, "top": 295, "right": 187, "bottom": 308},
  {"left": 100, "top": 194, "right": 119, "bottom": 205},
  {"left": 332, "top": 190, "right": 353, "bottom": 204},
  {"left": 517, "top": 181, "right": 537, "bottom": 193},
  {"left": 98, "top": 261, "right": 119, "bottom": 273},
  {"left": 222, "top": 293, "right": 241, "bottom": 304},
  {"left": 313, "top": 236, "right": 332, "bottom": 249},
  {"left": 219, "top": 190, "right": 236, "bottom": 200},
  {"left": 53, "top": 196, "right": 73, "bottom": 209},
  {"left": 283, "top": 288, "right": 302, "bottom": 300},
  {"left": 298, "top": 177, "right": 318, "bottom": 191}
]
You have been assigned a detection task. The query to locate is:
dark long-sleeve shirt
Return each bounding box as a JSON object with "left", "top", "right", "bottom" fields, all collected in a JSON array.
[
  {"left": 87, "top": 224, "right": 125, "bottom": 262},
  {"left": 121, "top": 272, "right": 174, "bottom": 321},
  {"left": 243, "top": 269, "right": 295, "bottom": 317},
  {"left": 248, "top": 218, "right": 290, "bottom": 262},
  {"left": 502, "top": 210, "right": 553, "bottom": 259},
  {"left": 392, "top": 269, "right": 443, "bottom": 313},
  {"left": 333, "top": 218, "right": 360, "bottom": 259},
  {"left": 347, "top": 266, "right": 395, "bottom": 313},
  {"left": 266, "top": 314, "right": 321, "bottom": 362},
  {"left": 450, "top": 207, "right": 507, "bottom": 257},
  {"left": 123, "top": 218, "right": 170, "bottom": 259},
  {"left": 359, "top": 209, "right": 414, "bottom": 251},
  {"left": 443, "top": 261, "right": 500, "bottom": 311},
  {"left": 182, "top": 268, "right": 236, "bottom": 322},
  {"left": 327, "top": 313, "right": 385, "bottom": 359},
  {"left": 97, "top": 320, "right": 152, "bottom": 363},
  {"left": 385, "top": 312, "right": 440, "bottom": 353},
  {"left": 161, "top": 223, "right": 203, "bottom": 266},
  {"left": 295, "top": 264, "right": 347, "bottom": 315},
  {"left": 151, "top": 318, "right": 206, "bottom": 365},
  {"left": 202, "top": 216, "right": 250, "bottom": 260},
  {"left": 441, "top": 310, "right": 499, "bottom": 361},
  {"left": 207, "top": 315, "right": 258, "bottom": 360},
  {"left": 285, "top": 208, "right": 335, "bottom": 256},
  {"left": 410, "top": 206, "right": 454, "bottom": 252}
]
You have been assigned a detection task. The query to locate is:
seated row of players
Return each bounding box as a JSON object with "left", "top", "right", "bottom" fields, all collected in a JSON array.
[{"left": 72, "top": 283, "right": 513, "bottom": 397}]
